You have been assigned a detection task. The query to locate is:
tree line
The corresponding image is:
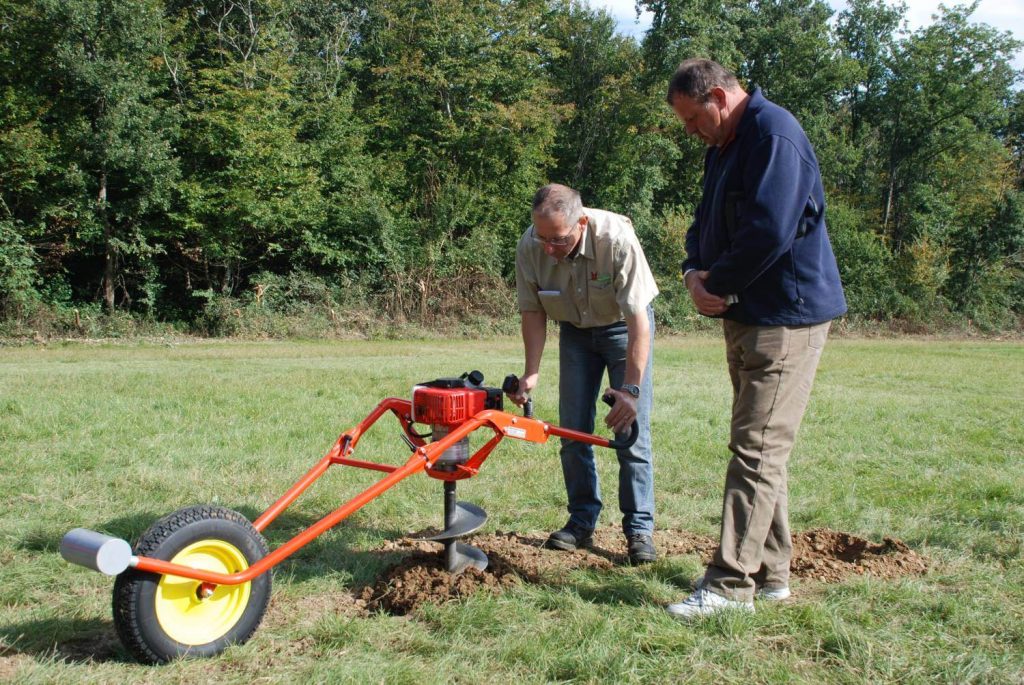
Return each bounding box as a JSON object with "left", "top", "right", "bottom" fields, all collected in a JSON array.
[{"left": 1, "top": 0, "right": 1022, "bottom": 335}]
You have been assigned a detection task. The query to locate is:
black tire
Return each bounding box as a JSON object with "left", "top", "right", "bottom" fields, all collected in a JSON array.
[{"left": 112, "top": 505, "right": 271, "bottom": 664}]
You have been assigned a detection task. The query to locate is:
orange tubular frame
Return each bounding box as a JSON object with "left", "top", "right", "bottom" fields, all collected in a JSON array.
[{"left": 131, "top": 399, "right": 619, "bottom": 585}]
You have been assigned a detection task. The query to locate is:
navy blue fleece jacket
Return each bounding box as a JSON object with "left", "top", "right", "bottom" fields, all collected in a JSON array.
[{"left": 683, "top": 88, "right": 847, "bottom": 325}]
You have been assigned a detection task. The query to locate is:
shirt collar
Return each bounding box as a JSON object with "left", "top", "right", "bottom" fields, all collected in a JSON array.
[{"left": 575, "top": 211, "right": 594, "bottom": 261}]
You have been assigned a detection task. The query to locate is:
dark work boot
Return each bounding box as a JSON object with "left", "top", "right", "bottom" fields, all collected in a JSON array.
[
  {"left": 545, "top": 522, "right": 595, "bottom": 551},
  {"left": 626, "top": 533, "right": 657, "bottom": 565}
]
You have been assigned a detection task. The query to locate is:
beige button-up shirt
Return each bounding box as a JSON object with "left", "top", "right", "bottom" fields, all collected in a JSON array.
[{"left": 515, "top": 207, "right": 659, "bottom": 327}]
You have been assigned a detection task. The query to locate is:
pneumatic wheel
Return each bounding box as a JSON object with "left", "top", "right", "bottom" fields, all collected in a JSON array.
[{"left": 112, "top": 505, "right": 271, "bottom": 664}]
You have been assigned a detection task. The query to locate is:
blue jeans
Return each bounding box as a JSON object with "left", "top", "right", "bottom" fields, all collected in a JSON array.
[{"left": 558, "top": 306, "right": 655, "bottom": 535}]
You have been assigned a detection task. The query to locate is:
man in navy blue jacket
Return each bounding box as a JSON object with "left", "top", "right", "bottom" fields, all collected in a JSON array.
[{"left": 665, "top": 59, "right": 847, "bottom": 619}]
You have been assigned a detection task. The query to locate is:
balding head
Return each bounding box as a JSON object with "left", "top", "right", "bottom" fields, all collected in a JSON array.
[
  {"left": 666, "top": 58, "right": 741, "bottom": 106},
  {"left": 532, "top": 184, "right": 583, "bottom": 228}
]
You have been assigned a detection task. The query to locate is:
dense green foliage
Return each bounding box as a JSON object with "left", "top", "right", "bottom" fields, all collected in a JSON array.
[{"left": 1, "top": 0, "right": 1021, "bottom": 333}]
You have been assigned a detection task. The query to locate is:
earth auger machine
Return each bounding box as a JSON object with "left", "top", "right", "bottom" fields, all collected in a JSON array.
[{"left": 60, "top": 370, "right": 638, "bottom": 664}]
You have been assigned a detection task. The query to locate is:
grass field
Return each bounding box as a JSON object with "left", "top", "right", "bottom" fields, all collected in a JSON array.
[{"left": 1, "top": 336, "right": 1022, "bottom": 683}]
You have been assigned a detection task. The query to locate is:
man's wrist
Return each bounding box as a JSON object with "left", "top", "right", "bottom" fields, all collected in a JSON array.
[{"left": 620, "top": 383, "right": 641, "bottom": 398}]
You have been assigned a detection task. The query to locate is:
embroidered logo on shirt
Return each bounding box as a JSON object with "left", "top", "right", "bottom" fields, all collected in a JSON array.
[{"left": 591, "top": 272, "right": 612, "bottom": 287}]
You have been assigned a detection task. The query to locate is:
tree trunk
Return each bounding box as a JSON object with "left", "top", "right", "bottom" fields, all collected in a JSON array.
[
  {"left": 99, "top": 172, "right": 116, "bottom": 312},
  {"left": 882, "top": 169, "right": 894, "bottom": 236}
]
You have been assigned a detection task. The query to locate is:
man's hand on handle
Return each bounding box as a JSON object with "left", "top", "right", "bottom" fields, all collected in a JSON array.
[
  {"left": 603, "top": 387, "right": 638, "bottom": 435},
  {"left": 510, "top": 372, "right": 538, "bottom": 407}
]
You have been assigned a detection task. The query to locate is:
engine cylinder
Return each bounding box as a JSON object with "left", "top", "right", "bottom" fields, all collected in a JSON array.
[{"left": 431, "top": 424, "right": 470, "bottom": 469}]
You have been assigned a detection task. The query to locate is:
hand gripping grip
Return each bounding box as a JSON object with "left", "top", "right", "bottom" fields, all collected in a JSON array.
[
  {"left": 502, "top": 374, "right": 533, "bottom": 418},
  {"left": 601, "top": 393, "right": 640, "bottom": 450}
]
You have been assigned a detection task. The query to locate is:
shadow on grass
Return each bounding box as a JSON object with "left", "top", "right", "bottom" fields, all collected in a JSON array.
[
  {"left": 17, "top": 512, "right": 165, "bottom": 553},
  {"left": 567, "top": 572, "right": 663, "bottom": 607},
  {"left": 563, "top": 559, "right": 705, "bottom": 608},
  {"left": 0, "top": 617, "right": 129, "bottom": 664},
  {"left": 231, "top": 506, "right": 409, "bottom": 586},
  {"left": 273, "top": 534, "right": 410, "bottom": 587},
  {"left": 643, "top": 559, "right": 705, "bottom": 590},
  {"left": 17, "top": 529, "right": 62, "bottom": 554}
]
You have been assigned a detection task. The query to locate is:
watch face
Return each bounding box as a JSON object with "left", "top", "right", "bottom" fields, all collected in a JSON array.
[{"left": 623, "top": 384, "right": 640, "bottom": 398}]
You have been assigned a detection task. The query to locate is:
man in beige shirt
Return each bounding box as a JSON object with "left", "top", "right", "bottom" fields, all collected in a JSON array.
[{"left": 509, "top": 184, "right": 659, "bottom": 564}]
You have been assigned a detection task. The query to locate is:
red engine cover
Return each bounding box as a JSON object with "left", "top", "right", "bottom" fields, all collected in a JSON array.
[{"left": 413, "top": 386, "right": 487, "bottom": 426}]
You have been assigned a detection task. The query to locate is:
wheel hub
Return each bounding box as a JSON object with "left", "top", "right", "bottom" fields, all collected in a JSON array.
[{"left": 154, "top": 540, "right": 251, "bottom": 645}]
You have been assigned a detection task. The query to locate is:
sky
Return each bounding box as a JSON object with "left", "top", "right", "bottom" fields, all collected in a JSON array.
[{"left": 595, "top": 0, "right": 1024, "bottom": 71}]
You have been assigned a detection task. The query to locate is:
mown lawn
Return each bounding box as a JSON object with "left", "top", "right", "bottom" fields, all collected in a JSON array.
[{"left": 1, "top": 336, "right": 1022, "bottom": 683}]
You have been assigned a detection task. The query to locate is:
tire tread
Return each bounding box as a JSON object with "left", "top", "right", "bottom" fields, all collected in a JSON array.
[{"left": 112, "top": 505, "right": 270, "bottom": 664}]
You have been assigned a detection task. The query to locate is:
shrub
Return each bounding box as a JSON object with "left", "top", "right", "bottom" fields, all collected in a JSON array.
[
  {"left": 827, "top": 200, "right": 910, "bottom": 320},
  {"left": 0, "top": 220, "right": 39, "bottom": 320}
]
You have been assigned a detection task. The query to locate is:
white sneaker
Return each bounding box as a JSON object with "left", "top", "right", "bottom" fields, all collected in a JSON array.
[
  {"left": 756, "top": 585, "right": 791, "bottom": 601},
  {"left": 665, "top": 589, "right": 755, "bottom": 620},
  {"left": 694, "top": 574, "right": 791, "bottom": 601}
]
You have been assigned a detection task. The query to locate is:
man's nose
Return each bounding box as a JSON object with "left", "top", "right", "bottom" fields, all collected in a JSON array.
[{"left": 544, "top": 243, "right": 557, "bottom": 255}]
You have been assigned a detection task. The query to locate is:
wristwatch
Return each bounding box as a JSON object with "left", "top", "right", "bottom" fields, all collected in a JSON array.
[{"left": 620, "top": 383, "right": 641, "bottom": 399}]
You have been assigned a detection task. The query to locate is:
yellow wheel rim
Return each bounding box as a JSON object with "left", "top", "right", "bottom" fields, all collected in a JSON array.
[{"left": 154, "top": 539, "right": 251, "bottom": 646}]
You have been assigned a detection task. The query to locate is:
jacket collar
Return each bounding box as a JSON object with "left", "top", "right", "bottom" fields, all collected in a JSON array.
[{"left": 733, "top": 86, "right": 765, "bottom": 143}]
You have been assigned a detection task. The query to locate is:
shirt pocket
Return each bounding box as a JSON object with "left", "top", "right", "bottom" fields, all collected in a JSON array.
[
  {"left": 589, "top": 284, "right": 621, "bottom": 320},
  {"left": 538, "top": 290, "right": 577, "bottom": 322}
]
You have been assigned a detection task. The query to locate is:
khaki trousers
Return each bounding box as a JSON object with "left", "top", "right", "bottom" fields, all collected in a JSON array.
[{"left": 704, "top": 320, "right": 831, "bottom": 601}]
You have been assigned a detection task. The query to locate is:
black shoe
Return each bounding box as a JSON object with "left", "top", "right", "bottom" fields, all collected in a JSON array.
[
  {"left": 626, "top": 533, "right": 657, "bottom": 564},
  {"left": 545, "top": 522, "right": 594, "bottom": 551}
]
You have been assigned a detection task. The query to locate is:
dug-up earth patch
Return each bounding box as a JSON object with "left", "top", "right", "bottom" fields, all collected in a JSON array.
[{"left": 351, "top": 527, "right": 928, "bottom": 616}]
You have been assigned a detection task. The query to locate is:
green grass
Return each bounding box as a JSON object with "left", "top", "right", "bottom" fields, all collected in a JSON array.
[{"left": 1, "top": 336, "right": 1022, "bottom": 683}]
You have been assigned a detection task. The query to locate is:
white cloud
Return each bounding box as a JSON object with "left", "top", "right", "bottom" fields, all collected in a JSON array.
[{"left": 590, "top": 0, "right": 654, "bottom": 38}]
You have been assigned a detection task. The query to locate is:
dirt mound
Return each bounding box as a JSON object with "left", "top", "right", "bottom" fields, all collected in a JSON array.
[
  {"left": 357, "top": 532, "right": 566, "bottom": 615},
  {"left": 790, "top": 528, "right": 929, "bottom": 582},
  {"left": 355, "top": 527, "right": 927, "bottom": 615}
]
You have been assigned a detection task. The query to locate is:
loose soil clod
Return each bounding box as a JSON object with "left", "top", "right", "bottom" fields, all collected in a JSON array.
[{"left": 356, "top": 527, "right": 928, "bottom": 615}]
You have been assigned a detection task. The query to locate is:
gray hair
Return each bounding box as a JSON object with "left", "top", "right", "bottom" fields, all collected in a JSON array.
[
  {"left": 666, "top": 58, "right": 740, "bottom": 105},
  {"left": 531, "top": 184, "right": 583, "bottom": 227}
]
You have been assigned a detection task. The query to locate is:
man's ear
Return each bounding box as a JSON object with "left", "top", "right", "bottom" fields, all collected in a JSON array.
[
  {"left": 578, "top": 215, "right": 588, "bottom": 230},
  {"left": 708, "top": 86, "right": 728, "bottom": 109}
]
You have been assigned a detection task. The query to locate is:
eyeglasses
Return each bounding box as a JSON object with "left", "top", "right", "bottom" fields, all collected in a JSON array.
[{"left": 532, "top": 223, "right": 579, "bottom": 247}]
